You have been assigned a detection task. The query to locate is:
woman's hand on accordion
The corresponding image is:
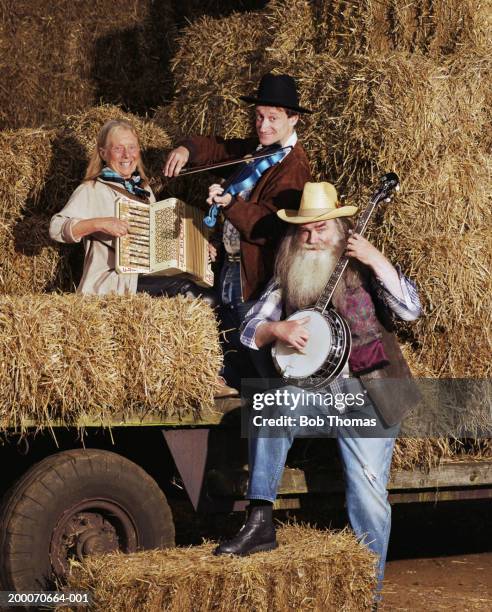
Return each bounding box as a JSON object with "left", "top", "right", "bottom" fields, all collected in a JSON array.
[
  {"left": 208, "top": 242, "right": 218, "bottom": 263},
  {"left": 72, "top": 217, "right": 129, "bottom": 240}
]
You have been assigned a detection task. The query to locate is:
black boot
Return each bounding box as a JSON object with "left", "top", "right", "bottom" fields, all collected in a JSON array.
[{"left": 213, "top": 504, "right": 277, "bottom": 556}]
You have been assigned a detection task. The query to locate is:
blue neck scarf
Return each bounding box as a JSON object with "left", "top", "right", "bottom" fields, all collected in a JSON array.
[{"left": 99, "top": 166, "right": 150, "bottom": 200}]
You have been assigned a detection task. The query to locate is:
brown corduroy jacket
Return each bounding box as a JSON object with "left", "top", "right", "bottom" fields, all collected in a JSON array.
[{"left": 180, "top": 135, "right": 312, "bottom": 301}]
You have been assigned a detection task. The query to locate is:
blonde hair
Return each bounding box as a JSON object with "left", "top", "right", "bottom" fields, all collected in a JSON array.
[{"left": 84, "top": 119, "right": 149, "bottom": 184}]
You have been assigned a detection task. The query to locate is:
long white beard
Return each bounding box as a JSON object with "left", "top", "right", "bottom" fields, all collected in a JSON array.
[
  {"left": 284, "top": 249, "right": 339, "bottom": 312},
  {"left": 274, "top": 227, "right": 345, "bottom": 314}
]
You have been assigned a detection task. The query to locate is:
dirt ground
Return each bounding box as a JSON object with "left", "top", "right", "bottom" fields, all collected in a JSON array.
[
  {"left": 381, "top": 500, "right": 492, "bottom": 611},
  {"left": 381, "top": 553, "right": 492, "bottom": 611}
]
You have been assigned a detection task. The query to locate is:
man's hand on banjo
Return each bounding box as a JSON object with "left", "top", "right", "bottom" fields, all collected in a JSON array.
[
  {"left": 346, "top": 231, "right": 404, "bottom": 300},
  {"left": 255, "top": 317, "right": 311, "bottom": 351}
]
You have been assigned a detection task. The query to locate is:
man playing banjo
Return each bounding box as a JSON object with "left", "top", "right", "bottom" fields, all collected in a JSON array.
[{"left": 214, "top": 181, "right": 422, "bottom": 601}]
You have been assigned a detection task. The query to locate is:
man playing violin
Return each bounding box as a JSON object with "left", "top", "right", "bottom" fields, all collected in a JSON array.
[{"left": 164, "top": 73, "right": 312, "bottom": 389}]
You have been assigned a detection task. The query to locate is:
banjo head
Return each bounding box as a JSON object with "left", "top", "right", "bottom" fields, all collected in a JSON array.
[{"left": 272, "top": 309, "right": 332, "bottom": 379}]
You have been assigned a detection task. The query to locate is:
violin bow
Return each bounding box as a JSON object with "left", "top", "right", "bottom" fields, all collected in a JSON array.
[{"left": 176, "top": 145, "right": 293, "bottom": 177}]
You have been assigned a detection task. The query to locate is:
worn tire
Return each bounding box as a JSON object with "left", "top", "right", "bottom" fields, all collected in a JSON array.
[{"left": 0, "top": 449, "right": 175, "bottom": 591}]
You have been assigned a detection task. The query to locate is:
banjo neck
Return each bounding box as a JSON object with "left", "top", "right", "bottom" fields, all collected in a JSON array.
[{"left": 313, "top": 187, "right": 388, "bottom": 314}]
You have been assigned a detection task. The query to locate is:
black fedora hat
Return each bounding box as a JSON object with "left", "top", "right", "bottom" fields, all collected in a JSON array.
[{"left": 240, "top": 73, "right": 312, "bottom": 114}]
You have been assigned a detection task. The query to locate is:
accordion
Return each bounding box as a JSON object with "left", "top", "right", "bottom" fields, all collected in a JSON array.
[{"left": 115, "top": 197, "right": 214, "bottom": 287}]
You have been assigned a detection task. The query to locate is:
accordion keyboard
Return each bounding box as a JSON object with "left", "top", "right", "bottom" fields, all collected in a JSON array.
[{"left": 118, "top": 200, "right": 151, "bottom": 271}]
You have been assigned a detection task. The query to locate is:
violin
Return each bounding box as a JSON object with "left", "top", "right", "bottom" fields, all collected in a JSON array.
[
  {"left": 202, "top": 144, "right": 293, "bottom": 227},
  {"left": 171, "top": 145, "right": 293, "bottom": 228}
]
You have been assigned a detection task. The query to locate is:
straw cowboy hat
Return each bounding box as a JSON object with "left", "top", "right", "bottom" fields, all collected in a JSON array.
[
  {"left": 240, "top": 73, "right": 312, "bottom": 114},
  {"left": 277, "top": 182, "right": 358, "bottom": 224}
]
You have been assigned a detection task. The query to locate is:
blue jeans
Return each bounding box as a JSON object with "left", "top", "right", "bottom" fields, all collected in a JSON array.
[
  {"left": 247, "top": 384, "right": 399, "bottom": 595},
  {"left": 219, "top": 261, "right": 276, "bottom": 388}
]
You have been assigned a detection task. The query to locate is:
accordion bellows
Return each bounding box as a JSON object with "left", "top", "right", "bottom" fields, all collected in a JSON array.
[
  {"left": 0, "top": 293, "right": 222, "bottom": 429},
  {"left": 116, "top": 197, "right": 214, "bottom": 287}
]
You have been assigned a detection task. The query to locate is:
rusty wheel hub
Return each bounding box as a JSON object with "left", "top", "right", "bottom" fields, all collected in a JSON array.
[{"left": 50, "top": 499, "right": 137, "bottom": 579}]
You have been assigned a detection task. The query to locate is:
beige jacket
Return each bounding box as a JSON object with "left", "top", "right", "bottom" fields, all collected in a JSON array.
[{"left": 49, "top": 179, "right": 155, "bottom": 295}]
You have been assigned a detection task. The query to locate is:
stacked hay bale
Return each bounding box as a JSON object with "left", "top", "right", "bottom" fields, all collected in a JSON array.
[
  {"left": 310, "top": 0, "right": 491, "bottom": 57},
  {"left": 0, "top": 128, "right": 74, "bottom": 292},
  {"left": 154, "top": 0, "right": 491, "bottom": 463},
  {"left": 0, "top": 0, "right": 177, "bottom": 129},
  {"left": 157, "top": 0, "right": 492, "bottom": 380},
  {"left": 0, "top": 105, "right": 172, "bottom": 294},
  {"left": 0, "top": 294, "right": 222, "bottom": 430},
  {"left": 327, "top": 50, "right": 492, "bottom": 381},
  {"left": 0, "top": 0, "right": 270, "bottom": 130},
  {"left": 66, "top": 525, "right": 376, "bottom": 611}
]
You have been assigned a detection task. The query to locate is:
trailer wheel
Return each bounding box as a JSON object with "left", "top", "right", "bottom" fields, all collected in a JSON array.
[{"left": 0, "top": 449, "right": 175, "bottom": 591}]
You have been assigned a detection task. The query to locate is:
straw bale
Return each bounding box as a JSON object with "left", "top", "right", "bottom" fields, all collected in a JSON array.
[
  {"left": 66, "top": 525, "right": 376, "bottom": 611},
  {"left": 0, "top": 129, "right": 56, "bottom": 223},
  {"left": 0, "top": 294, "right": 221, "bottom": 430},
  {"left": 296, "top": 51, "right": 491, "bottom": 379},
  {"left": 0, "top": 0, "right": 176, "bottom": 129},
  {"left": 262, "top": 0, "right": 316, "bottom": 62},
  {"left": 0, "top": 294, "right": 121, "bottom": 429},
  {"left": 156, "top": 1, "right": 319, "bottom": 141},
  {"left": 176, "top": 0, "right": 269, "bottom": 22},
  {"left": 107, "top": 294, "right": 222, "bottom": 418},
  {"left": 154, "top": 11, "right": 275, "bottom": 208},
  {"left": 388, "top": 232, "right": 492, "bottom": 378},
  {"left": 158, "top": 12, "right": 269, "bottom": 142},
  {"left": 326, "top": 51, "right": 492, "bottom": 209},
  {"left": 309, "top": 0, "right": 492, "bottom": 57},
  {"left": 376, "top": 229, "right": 491, "bottom": 381},
  {"left": 0, "top": 215, "right": 77, "bottom": 295},
  {"left": 392, "top": 438, "right": 492, "bottom": 471},
  {"left": 154, "top": 4, "right": 318, "bottom": 206}
]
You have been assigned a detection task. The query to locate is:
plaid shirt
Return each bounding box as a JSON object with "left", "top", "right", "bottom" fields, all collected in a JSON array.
[{"left": 240, "top": 267, "right": 421, "bottom": 351}]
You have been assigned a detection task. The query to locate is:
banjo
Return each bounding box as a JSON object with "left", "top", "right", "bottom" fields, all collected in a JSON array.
[{"left": 271, "top": 172, "right": 400, "bottom": 389}]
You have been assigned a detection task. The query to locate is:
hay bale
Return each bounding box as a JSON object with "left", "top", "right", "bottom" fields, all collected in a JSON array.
[
  {"left": 66, "top": 525, "right": 376, "bottom": 611},
  {"left": 107, "top": 294, "right": 222, "bottom": 417},
  {"left": 0, "top": 294, "right": 221, "bottom": 430},
  {"left": 289, "top": 51, "right": 491, "bottom": 378},
  {"left": 307, "top": 0, "right": 491, "bottom": 57},
  {"left": 0, "top": 216, "right": 77, "bottom": 295},
  {"left": 158, "top": 12, "right": 268, "bottom": 142},
  {"left": 0, "top": 129, "right": 56, "bottom": 223},
  {"left": 154, "top": 10, "right": 275, "bottom": 208},
  {"left": 0, "top": 0, "right": 176, "bottom": 129},
  {"left": 392, "top": 438, "right": 492, "bottom": 471},
  {"left": 0, "top": 294, "right": 121, "bottom": 429},
  {"left": 154, "top": 3, "right": 319, "bottom": 206},
  {"left": 396, "top": 234, "right": 492, "bottom": 378},
  {"left": 156, "top": 1, "right": 318, "bottom": 141},
  {"left": 2, "top": 0, "right": 489, "bottom": 131},
  {"left": 263, "top": 0, "right": 317, "bottom": 62}
]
